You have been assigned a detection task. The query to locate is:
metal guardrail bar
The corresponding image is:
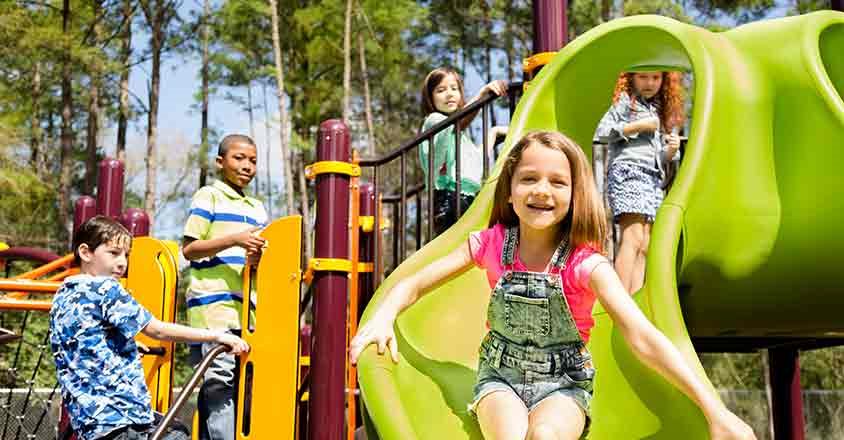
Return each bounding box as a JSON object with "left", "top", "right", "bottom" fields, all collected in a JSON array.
[
  {"left": 358, "top": 82, "right": 523, "bottom": 167},
  {"left": 150, "top": 344, "right": 229, "bottom": 440}
]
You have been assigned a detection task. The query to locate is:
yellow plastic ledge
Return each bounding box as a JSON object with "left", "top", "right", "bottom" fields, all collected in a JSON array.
[
  {"left": 304, "top": 161, "right": 361, "bottom": 180},
  {"left": 360, "top": 216, "right": 375, "bottom": 232},
  {"left": 522, "top": 51, "right": 557, "bottom": 74}
]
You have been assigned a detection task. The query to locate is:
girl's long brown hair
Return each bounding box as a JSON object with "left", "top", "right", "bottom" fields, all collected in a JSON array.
[
  {"left": 613, "top": 71, "right": 686, "bottom": 132},
  {"left": 488, "top": 131, "right": 607, "bottom": 251},
  {"left": 420, "top": 67, "right": 474, "bottom": 131}
]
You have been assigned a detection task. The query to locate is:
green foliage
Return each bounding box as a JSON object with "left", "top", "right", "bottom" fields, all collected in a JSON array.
[{"left": 0, "top": 153, "right": 60, "bottom": 249}]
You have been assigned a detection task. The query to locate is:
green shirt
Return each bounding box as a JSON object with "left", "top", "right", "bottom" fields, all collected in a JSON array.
[{"left": 418, "top": 112, "right": 483, "bottom": 196}]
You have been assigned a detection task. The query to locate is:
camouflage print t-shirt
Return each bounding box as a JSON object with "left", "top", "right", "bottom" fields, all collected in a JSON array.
[{"left": 50, "top": 275, "right": 154, "bottom": 440}]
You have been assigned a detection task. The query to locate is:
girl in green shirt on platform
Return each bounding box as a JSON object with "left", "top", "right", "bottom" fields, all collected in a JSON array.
[{"left": 419, "top": 67, "right": 509, "bottom": 235}]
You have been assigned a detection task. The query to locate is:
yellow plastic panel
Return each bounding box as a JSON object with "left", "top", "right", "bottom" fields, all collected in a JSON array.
[
  {"left": 236, "top": 216, "right": 302, "bottom": 440},
  {"left": 126, "top": 236, "right": 179, "bottom": 413}
]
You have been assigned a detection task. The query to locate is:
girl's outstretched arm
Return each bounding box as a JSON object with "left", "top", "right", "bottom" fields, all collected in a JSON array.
[
  {"left": 349, "top": 242, "right": 475, "bottom": 365},
  {"left": 589, "top": 261, "right": 756, "bottom": 440}
]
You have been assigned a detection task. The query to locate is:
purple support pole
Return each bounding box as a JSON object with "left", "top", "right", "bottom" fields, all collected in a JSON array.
[
  {"left": 532, "top": 0, "right": 568, "bottom": 54},
  {"left": 121, "top": 208, "right": 150, "bottom": 237},
  {"left": 768, "top": 348, "right": 805, "bottom": 440},
  {"left": 96, "top": 158, "right": 125, "bottom": 218},
  {"left": 358, "top": 183, "right": 376, "bottom": 320},
  {"left": 73, "top": 196, "right": 97, "bottom": 234},
  {"left": 833, "top": 0, "right": 843, "bottom": 11},
  {"left": 309, "top": 119, "right": 351, "bottom": 440}
]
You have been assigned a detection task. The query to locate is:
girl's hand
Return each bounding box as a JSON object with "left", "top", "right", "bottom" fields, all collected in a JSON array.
[
  {"left": 633, "top": 116, "right": 660, "bottom": 133},
  {"left": 215, "top": 332, "right": 250, "bottom": 355},
  {"left": 708, "top": 407, "right": 757, "bottom": 440},
  {"left": 482, "top": 80, "right": 508, "bottom": 97},
  {"left": 663, "top": 132, "right": 681, "bottom": 159},
  {"left": 350, "top": 315, "right": 398, "bottom": 365}
]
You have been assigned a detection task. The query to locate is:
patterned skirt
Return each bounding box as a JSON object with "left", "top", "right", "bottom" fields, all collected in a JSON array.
[{"left": 606, "top": 162, "right": 664, "bottom": 223}]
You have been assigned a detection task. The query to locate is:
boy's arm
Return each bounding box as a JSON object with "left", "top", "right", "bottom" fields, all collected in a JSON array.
[
  {"left": 182, "top": 227, "right": 264, "bottom": 261},
  {"left": 141, "top": 318, "right": 249, "bottom": 354}
]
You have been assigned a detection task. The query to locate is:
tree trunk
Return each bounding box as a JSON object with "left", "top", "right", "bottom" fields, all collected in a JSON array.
[
  {"left": 247, "top": 81, "right": 257, "bottom": 191},
  {"left": 30, "top": 63, "right": 42, "bottom": 175},
  {"left": 342, "top": 0, "right": 353, "bottom": 122},
  {"left": 268, "top": 0, "right": 295, "bottom": 215},
  {"left": 504, "top": 1, "right": 515, "bottom": 84},
  {"left": 601, "top": 0, "right": 612, "bottom": 21},
  {"left": 84, "top": 0, "right": 103, "bottom": 195},
  {"left": 144, "top": 10, "right": 163, "bottom": 228},
  {"left": 59, "top": 0, "right": 74, "bottom": 242},
  {"left": 262, "top": 82, "right": 272, "bottom": 217},
  {"left": 357, "top": 32, "right": 375, "bottom": 156},
  {"left": 297, "top": 150, "right": 312, "bottom": 259},
  {"left": 199, "top": 0, "right": 210, "bottom": 188},
  {"left": 483, "top": 1, "right": 496, "bottom": 126},
  {"left": 116, "top": 0, "right": 132, "bottom": 163}
]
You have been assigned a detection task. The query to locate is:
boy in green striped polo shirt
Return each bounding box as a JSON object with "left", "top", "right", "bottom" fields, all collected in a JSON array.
[{"left": 182, "top": 134, "right": 267, "bottom": 440}]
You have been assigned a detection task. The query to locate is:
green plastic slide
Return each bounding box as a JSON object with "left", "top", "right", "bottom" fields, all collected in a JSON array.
[{"left": 357, "top": 12, "right": 844, "bottom": 439}]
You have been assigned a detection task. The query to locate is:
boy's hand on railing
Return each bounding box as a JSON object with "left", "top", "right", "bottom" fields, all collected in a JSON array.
[
  {"left": 215, "top": 332, "right": 250, "bottom": 355},
  {"left": 481, "top": 80, "right": 508, "bottom": 97},
  {"left": 245, "top": 248, "right": 262, "bottom": 266},
  {"left": 231, "top": 226, "right": 266, "bottom": 254}
]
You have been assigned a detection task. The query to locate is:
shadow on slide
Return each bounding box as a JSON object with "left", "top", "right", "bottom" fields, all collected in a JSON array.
[{"left": 357, "top": 12, "right": 844, "bottom": 439}]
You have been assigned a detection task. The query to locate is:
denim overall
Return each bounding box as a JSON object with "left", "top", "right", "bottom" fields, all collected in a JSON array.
[{"left": 470, "top": 227, "right": 595, "bottom": 432}]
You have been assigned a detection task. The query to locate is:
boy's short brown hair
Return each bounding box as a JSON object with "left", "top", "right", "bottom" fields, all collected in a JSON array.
[{"left": 72, "top": 216, "right": 132, "bottom": 265}]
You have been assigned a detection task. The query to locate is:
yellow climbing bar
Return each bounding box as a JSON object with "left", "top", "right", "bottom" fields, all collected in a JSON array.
[{"left": 304, "top": 161, "right": 361, "bottom": 179}]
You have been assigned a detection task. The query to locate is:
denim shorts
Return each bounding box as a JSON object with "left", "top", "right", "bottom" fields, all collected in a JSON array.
[
  {"left": 606, "top": 162, "right": 664, "bottom": 223},
  {"left": 468, "top": 335, "right": 595, "bottom": 434}
]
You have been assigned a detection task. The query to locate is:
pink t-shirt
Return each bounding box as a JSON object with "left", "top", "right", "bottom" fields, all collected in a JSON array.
[{"left": 468, "top": 223, "right": 606, "bottom": 342}]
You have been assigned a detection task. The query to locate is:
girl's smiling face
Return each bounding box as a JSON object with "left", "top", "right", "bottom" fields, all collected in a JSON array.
[
  {"left": 431, "top": 73, "right": 462, "bottom": 114},
  {"left": 508, "top": 144, "right": 573, "bottom": 233},
  {"left": 631, "top": 72, "right": 663, "bottom": 99}
]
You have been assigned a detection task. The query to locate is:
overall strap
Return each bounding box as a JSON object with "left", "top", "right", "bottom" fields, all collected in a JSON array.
[
  {"left": 549, "top": 238, "right": 573, "bottom": 270},
  {"left": 501, "top": 226, "right": 519, "bottom": 267}
]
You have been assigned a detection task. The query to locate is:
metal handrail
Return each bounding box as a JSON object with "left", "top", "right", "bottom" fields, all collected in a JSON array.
[
  {"left": 150, "top": 344, "right": 229, "bottom": 440},
  {"left": 358, "top": 83, "right": 521, "bottom": 168},
  {"left": 359, "top": 83, "right": 522, "bottom": 281}
]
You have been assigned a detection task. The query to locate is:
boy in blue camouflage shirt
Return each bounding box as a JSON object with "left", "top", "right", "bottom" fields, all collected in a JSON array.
[{"left": 50, "top": 216, "right": 249, "bottom": 440}]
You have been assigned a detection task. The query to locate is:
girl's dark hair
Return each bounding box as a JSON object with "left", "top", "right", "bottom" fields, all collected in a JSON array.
[
  {"left": 421, "top": 67, "right": 465, "bottom": 114},
  {"left": 488, "top": 131, "right": 607, "bottom": 251},
  {"left": 72, "top": 215, "right": 132, "bottom": 265}
]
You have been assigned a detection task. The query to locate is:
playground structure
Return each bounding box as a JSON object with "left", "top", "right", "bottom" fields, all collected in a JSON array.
[
  {"left": 355, "top": 9, "right": 844, "bottom": 440},
  {"left": 1, "top": 4, "right": 844, "bottom": 440}
]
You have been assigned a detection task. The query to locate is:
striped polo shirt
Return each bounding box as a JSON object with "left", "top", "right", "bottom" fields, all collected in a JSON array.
[{"left": 183, "top": 179, "right": 268, "bottom": 330}]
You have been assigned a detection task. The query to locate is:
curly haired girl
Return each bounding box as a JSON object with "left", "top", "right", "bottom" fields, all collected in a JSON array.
[{"left": 596, "top": 71, "right": 686, "bottom": 294}]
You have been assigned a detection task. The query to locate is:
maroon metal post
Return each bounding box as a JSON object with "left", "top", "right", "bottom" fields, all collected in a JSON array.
[
  {"left": 121, "top": 208, "right": 150, "bottom": 237},
  {"left": 358, "top": 183, "right": 376, "bottom": 320},
  {"left": 309, "top": 119, "right": 351, "bottom": 440},
  {"left": 832, "top": 0, "right": 843, "bottom": 11},
  {"left": 532, "top": 0, "right": 568, "bottom": 54},
  {"left": 768, "top": 348, "right": 805, "bottom": 440},
  {"left": 73, "top": 196, "right": 97, "bottom": 234},
  {"left": 96, "top": 158, "right": 125, "bottom": 218}
]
